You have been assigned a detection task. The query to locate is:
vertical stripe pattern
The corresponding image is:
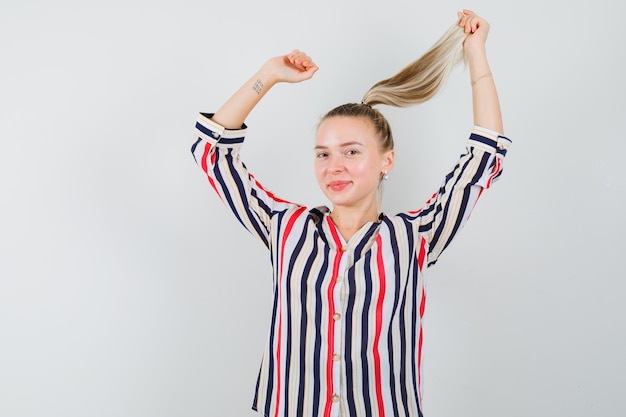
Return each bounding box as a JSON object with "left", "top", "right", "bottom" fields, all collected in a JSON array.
[{"left": 192, "top": 113, "right": 511, "bottom": 417}]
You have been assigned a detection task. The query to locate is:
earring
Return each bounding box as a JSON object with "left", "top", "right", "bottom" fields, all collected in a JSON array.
[{"left": 382, "top": 170, "right": 389, "bottom": 181}]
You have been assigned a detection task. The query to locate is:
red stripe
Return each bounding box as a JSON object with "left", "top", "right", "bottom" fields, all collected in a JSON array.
[
  {"left": 467, "top": 157, "right": 501, "bottom": 221},
  {"left": 417, "top": 237, "right": 428, "bottom": 403},
  {"left": 417, "top": 327, "right": 424, "bottom": 403},
  {"left": 273, "top": 207, "right": 307, "bottom": 417},
  {"left": 407, "top": 192, "right": 437, "bottom": 215},
  {"left": 373, "top": 235, "right": 386, "bottom": 417},
  {"left": 417, "top": 236, "right": 427, "bottom": 273},
  {"left": 210, "top": 147, "right": 216, "bottom": 165},
  {"left": 485, "top": 156, "right": 502, "bottom": 188},
  {"left": 250, "top": 173, "right": 297, "bottom": 205},
  {"left": 323, "top": 217, "right": 344, "bottom": 417},
  {"left": 200, "top": 142, "right": 221, "bottom": 198}
]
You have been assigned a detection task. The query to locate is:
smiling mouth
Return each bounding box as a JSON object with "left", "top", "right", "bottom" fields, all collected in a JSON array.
[{"left": 329, "top": 181, "right": 351, "bottom": 192}]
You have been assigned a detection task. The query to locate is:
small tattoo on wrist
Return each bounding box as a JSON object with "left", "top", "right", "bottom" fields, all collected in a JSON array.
[{"left": 253, "top": 79, "right": 264, "bottom": 94}]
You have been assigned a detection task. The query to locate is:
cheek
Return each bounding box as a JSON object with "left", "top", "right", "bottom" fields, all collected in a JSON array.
[
  {"left": 313, "top": 162, "right": 324, "bottom": 182},
  {"left": 352, "top": 159, "right": 379, "bottom": 180}
]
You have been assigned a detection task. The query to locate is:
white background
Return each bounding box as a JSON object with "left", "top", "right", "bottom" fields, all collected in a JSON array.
[{"left": 1, "top": 0, "right": 625, "bottom": 416}]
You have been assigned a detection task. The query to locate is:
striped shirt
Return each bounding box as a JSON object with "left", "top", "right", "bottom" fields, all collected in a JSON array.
[{"left": 191, "top": 113, "right": 511, "bottom": 417}]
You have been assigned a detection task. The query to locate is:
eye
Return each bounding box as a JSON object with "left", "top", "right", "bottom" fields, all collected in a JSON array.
[
  {"left": 316, "top": 152, "right": 328, "bottom": 159},
  {"left": 345, "top": 149, "right": 359, "bottom": 156}
]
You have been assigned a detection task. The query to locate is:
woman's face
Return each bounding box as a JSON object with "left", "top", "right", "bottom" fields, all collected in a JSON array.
[{"left": 314, "top": 116, "right": 394, "bottom": 212}]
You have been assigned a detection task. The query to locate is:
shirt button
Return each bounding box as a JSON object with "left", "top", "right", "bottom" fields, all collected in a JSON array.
[
  {"left": 333, "top": 313, "right": 341, "bottom": 321},
  {"left": 340, "top": 246, "right": 348, "bottom": 252},
  {"left": 332, "top": 394, "right": 340, "bottom": 402},
  {"left": 332, "top": 354, "right": 340, "bottom": 361},
  {"left": 336, "top": 276, "right": 343, "bottom": 283}
]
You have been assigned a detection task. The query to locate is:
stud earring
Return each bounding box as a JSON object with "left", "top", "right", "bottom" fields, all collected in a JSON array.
[{"left": 382, "top": 170, "right": 389, "bottom": 181}]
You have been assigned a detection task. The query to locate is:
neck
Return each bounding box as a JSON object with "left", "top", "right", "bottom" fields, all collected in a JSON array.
[{"left": 329, "top": 204, "right": 379, "bottom": 241}]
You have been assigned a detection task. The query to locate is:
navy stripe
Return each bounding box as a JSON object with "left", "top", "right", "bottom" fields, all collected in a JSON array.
[
  {"left": 252, "top": 365, "right": 262, "bottom": 411},
  {"left": 345, "top": 227, "right": 378, "bottom": 414},
  {"left": 195, "top": 121, "right": 245, "bottom": 144},
  {"left": 429, "top": 152, "right": 473, "bottom": 258},
  {"left": 296, "top": 229, "right": 319, "bottom": 416},
  {"left": 439, "top": 151, "right": 490, "bottom": 257},
  {"left": 195, "top": 121, "right": 216, "bottom": 139},
  {"left": 345, "top": 262, "right": 358, "bottom": 417},
  {"left": 264, "top": 281, "right": 280, "bottom": 416},
  {"left": 360, "top": 251, "right": 373, "bottom": 416},
  {"left": 401, "top": 219, "right": 416, "bottom": 416},
  {"left": 311, "top": 244, "right": 330, "bottom": 417},
  {"left": 282, "top": 216, "right": 309, "bottom": 415},
  {"left": 252, "top": 187, "right": 274, "bottom": 218},
  {"left": 397, "top": 218, "right": 415, "bottom": 416},
  {"left": 410, "top": 256, "right": 420, "bottom": 411},
  {"left": 497, "top": 135, "right": 511, "bottom": 157},
  {"left": 398, "top": 267, "right": 410, "bottom": 416},
  {"left": 225, "top": 150, "right": 269, "bottom": 247},
  {"left": 190, "top": 137, "right": 202, "bottom": 163},
  {"left": 353, "top": 225, "right": 376, "bottom": 265},
  {"left": 382, "top": 218, "right": 403, "bottom": 417},
  {"left": 469, "top": 132, "right": 497, "bottom": 148},
  {"left": 213, "top": 149, "right": 246, "bottom": 230},
  {"left": 219, "top": 137, "right": 245, "bottom": 145},
  {"left": 194, "top": 121, "right": 245, "bottom": 143},
  {"left": 264, "top": 210, "right": 289, "bottom": 417}
]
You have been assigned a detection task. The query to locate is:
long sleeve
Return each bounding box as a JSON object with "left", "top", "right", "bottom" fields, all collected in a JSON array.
[
  {"left": 401, "top": 126, "right": 512, "bottom": 266},
  {"left": 191, "top": 113, "right": 301, "bottom": 248}
]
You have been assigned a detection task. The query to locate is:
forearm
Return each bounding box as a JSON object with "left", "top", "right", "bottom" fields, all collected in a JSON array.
[
  {"left": 467, "top": 47, "right": 503, "bottom": 134},
  {"left": 211, "top": 68, "right": 278, "bottom": 129},
  {"left": 210, "top": 51, "right": 318, "bottom": 130}
]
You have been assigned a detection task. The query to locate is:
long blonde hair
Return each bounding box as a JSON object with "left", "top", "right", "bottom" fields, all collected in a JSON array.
[
  {"left": 361, "top": 22, "right": 466, "bottom": 107},
  {"left": 321, "top": 21, "right": 467, "bottom": 151}
]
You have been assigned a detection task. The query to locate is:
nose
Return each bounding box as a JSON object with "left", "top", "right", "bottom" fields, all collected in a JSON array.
[{"left": 328, "top": 156, "right": 344, "bottom": 174}]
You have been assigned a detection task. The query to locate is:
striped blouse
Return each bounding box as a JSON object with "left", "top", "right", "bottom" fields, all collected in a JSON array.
[{"left": 191, "top": 113, "right": 511, "bottom": 417}]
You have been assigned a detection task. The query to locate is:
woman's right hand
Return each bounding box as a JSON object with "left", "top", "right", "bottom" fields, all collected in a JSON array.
[{"left": 262, "top": 50, "right": 319, "bottom": 84}]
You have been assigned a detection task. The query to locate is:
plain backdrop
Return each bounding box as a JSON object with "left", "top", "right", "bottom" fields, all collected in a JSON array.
[{"left": 1, "top": 0, "right": 625, "bottom": 416}]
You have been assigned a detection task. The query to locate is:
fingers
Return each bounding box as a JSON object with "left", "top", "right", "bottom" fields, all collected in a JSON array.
[
  {"left": 287, "top": 49, "right": 317, "bottom": 72},
  {"left": 457, "top": 9, "right": 483, "bottom": 34}
]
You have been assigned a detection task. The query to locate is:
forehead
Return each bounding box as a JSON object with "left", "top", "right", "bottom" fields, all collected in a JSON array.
[{"left": 315, "top": 116, "right": 377, "bottom": 146}]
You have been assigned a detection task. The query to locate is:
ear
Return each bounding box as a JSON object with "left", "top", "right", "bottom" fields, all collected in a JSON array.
[{"left": 382, "top": 149, "right": 395, "bottom": 173}]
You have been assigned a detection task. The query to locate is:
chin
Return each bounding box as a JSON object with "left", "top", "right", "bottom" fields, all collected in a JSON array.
[{"left": 328, "top": 197, "right": 360, "bottom": 209}]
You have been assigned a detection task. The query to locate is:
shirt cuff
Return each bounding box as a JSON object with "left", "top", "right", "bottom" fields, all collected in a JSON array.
[
  {"left": 469, "top": 125, "right": 512, "bottom": 157},
  {"left": 195, "top": 112, "right": 247, "bottom": 147}
]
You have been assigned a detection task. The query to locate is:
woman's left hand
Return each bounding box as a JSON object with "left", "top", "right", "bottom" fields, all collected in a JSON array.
[{"left": 457, "top": 9, "right": 490, "bottom": 53}]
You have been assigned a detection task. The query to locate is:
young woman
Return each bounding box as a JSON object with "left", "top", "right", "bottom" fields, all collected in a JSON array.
[{"left": 191, "top": 10, "right": 510, "bottom": 417}]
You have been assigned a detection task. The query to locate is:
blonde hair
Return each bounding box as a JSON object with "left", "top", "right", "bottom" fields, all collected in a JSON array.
[
  {"left": 320, "top": 20, "right": 467, "bottom": 152},
  {"left": 362, "top": 22, "right": 466, "bottom": 107}
]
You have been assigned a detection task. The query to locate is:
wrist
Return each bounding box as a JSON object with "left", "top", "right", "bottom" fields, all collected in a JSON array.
[
  {"left": 465, "top": 48, "right": 490, "bottom": 77},
  {"left": 255, "top": 67, "right": 279, "bottom": 89},
  {"left": 464, "top": 44, "right": 487, "bottom": 62}
]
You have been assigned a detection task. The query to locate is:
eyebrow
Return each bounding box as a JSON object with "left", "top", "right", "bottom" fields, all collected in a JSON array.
[{"left": 314, "top": 141, "right": 364, "bottom": 150}]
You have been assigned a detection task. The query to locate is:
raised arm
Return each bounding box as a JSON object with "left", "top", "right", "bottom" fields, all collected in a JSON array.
[
  {"left": 403, "top": 12, "right": 510, "bottom": 266},
  {"left": 211, "top": 50, "right": 318, "bottom": 129},
  {"left": 192, "top": 50, "right": 318, "bottom": 247},
  {"left": 458, "top": 10, "right": 504, "bottom": 134}
]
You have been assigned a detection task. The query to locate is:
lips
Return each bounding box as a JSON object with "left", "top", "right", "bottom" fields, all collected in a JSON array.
[{"left": 328, "top": 180, "right": 351, "bottom": 192}]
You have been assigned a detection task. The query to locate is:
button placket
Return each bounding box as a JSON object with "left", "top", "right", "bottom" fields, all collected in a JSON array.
[{"left": 330, "top": 249, "right": 350, "bottom": 416}]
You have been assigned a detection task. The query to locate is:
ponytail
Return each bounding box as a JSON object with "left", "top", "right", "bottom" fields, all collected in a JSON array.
[
  {"left": 320, "top": 20, "right": 466, "bottom": 152},
  {"left": 362, "top": 22, "right": 466, "bottom": 107}
]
